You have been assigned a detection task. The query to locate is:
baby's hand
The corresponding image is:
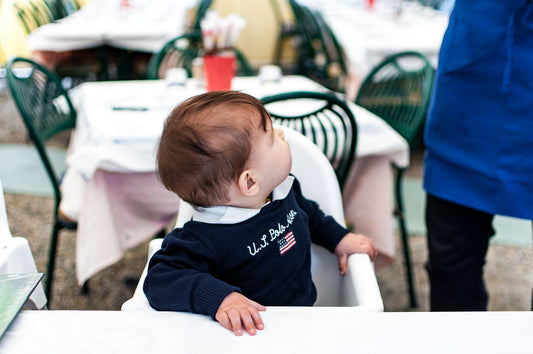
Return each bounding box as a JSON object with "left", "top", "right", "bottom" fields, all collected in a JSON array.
[
  {"left": 334, "top": 232, "right": 377, "bottom": 275},
  {"left": 216, "top": 292, "right": 266, "bottom": 336}
]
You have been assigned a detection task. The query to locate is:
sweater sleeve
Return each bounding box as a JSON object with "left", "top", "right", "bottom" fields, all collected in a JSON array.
[
  {"left": 292, "top": 178, "right": 349, "bottom": 252},
  {"left": 143, "top": 229, "right": 240, "bottom": 319}
]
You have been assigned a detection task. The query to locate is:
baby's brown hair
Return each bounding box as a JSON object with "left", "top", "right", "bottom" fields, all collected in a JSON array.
[{"left": 157, "top": 91, "right": 271, "bottom": 207}]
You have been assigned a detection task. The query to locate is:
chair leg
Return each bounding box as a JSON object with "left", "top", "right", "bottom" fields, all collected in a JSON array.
[
  {"left": 395, "top": 170, "right": 418, "bottom": 308},
  {"left": 45, "top": 221, "right": 61, "bottom": 304},
  {"left": 80, "top": 280, "right": 90, "bottom": 295},
  {"left": 398, "top": 210, "right": 418, "bottom": 308},
  {"left": 98, "top": 46, "right": 110, "bottom": 81}
]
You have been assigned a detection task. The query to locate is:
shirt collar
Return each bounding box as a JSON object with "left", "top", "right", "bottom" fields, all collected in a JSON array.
[{"left": 192, "top": 175, "right": 294, "bottom": 224}]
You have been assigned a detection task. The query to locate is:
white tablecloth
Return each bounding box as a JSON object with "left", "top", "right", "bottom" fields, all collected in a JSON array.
[
  {"left": 26, "top": 0, "right": 193, "bottom": 53},
  {"left": 61, "top": 76, "right": 409, "bottom": 284},
  {"left": 2, "top": 311, "right": 533, "bottom": 353},
  {"left": 68, "top": 76, "right": 407, "bottom": 179}
]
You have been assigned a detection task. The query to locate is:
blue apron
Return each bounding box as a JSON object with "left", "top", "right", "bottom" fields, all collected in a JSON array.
[{"left": 423, "top": 0, "right": 533, "bottom": 219}]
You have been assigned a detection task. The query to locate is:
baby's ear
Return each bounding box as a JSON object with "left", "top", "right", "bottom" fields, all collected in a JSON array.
[{"left": 238, "top": 170, "right": 259, "bottom": 196}]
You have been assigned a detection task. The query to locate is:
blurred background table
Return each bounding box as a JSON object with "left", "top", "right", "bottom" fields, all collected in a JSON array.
[
  {"left": 26, "top": 0, "right": 193, "bottom": 53},
  {"left": 61, "top": 75, "right": 408, "bottom": 285},
  {"left": 23, "top": 0, "right": 194, "bottom": 81},
  {"left": 305, "top": 0, "right": 449, "bottom": 96}
]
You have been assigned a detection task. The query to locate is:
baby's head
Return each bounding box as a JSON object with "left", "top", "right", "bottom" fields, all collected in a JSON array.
[{"left": 157, "top": 91, "right": 291, "bottom": 208}]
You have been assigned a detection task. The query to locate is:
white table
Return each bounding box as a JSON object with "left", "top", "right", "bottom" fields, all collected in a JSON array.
[
  {"left": 26, "top": 0, "right": 193, "bottom": 53},
  {"left": 2, "top": 310, "right": 532, "bottom": 353},
  {"left": 61, "top": 75, "right": 408, "bottom": 285}
]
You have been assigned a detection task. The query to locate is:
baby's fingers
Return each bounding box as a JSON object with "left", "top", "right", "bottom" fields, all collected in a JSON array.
[
  {"left": 365, "top": 242, "right": 378, "bottom": 262},
  {"left": 240, "top": 307, "right": 263, "bottom": 336},
  {"left": 227, "top": 309, "right": 244, "bottom": 336},
  {"left": 216, "top": 311, "right": 233, "bottom": 333},
  {"left": 216, "top": 293, "right": 266, "bottom": 336},
  {"left": 337, "top": 253, "right": 348, "bottom": 276},
  {"left": 247, "top": 298, "right": 267, "bottom": 312},
  {"left": 217, "top": 309, "right": 244, "bottom": 336},
  {"left": 249, "top": 305, "right": 265, "bottom": 331}
]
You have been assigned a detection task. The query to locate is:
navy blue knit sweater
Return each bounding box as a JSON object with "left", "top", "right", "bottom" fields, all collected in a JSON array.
[{"left": 143, "top": 177, "right": 349, "bottom": 319}]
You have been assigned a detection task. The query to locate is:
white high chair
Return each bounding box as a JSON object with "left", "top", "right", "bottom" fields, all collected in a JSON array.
[
  {"left": 122, "top": 127, "right": 383, "bottom": 312},
  {"left": 0, "top": 180, "right": 47, "bottom": 310}
]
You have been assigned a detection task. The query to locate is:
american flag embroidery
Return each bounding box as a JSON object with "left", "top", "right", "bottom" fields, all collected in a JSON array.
[{"left": 278, "top": 231, "right": 296, "bottom": 255}]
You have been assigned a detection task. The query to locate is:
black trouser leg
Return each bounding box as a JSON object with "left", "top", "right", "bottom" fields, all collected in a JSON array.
[{"left": 425, "top": 193, "right": 495, "bottom": 311}]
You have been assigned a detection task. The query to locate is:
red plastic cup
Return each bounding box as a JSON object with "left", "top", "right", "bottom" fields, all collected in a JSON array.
[{"left": 203, "top": 54, "right": 236, "bottom": 92}]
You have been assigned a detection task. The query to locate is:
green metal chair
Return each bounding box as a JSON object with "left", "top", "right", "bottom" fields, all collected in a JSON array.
[
  {"left": 146, "top": 32, "right": 254, "bottom": 80},
  {"left": 14, "top": 0, "right": 82, "bottom": 34},
  {"left": 355, "top": 50, "right": 435, "bottom": 308},
  {"left": 287, "top": 0, "right": 348, "bottom": 92},
  {"left": 44, "top": 0, "right": 70, "bottom": 21},
  {"left": 13, "top": 0, "right": 52, "bottom": 34},
  {"left": 190, "top": 0, "right": 213, "bottom": 31},
  {"left": 5, "top": 57, "right": 78, "bottom": 302},
  {"left": 13, "top": 0, "right": 106, "bottom": 86},
  {"left": 270, "top": 0, "right": 298, "bottom": 69},
  {"left": 146, "top": 32, "right": 202, "bottom": 80},
  {"left": 261, "top": 91, "right": 357, "bottom": 190}
]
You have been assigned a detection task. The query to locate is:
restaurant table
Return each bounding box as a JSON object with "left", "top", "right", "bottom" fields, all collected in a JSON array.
[
  {"left": 2, "top": 310, "right": 532, "bottom": 353},
  {"left": 60, "top": 75, "right": 408, "bottom": 285},
  {"left": 26, "top": 0, "right": 193, "bottom": 54},
  {"left": 305, "top": 0, "right": 449, "bottom": 98}
]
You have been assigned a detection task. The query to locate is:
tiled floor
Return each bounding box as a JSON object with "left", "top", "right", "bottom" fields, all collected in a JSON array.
[
  {"left": 402, "top": 177, "right": 533, "bottom": 248},
  {"left": 0, "top": 144, "right": 67, "bottom": 196}
]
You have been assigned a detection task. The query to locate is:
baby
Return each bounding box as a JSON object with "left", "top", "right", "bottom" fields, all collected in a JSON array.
[{"left": 144, "top": 91, "right": 376, "bottom": 336}]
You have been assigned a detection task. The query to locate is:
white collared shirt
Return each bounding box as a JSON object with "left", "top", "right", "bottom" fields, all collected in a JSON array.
[{"left": 192, "top": 176, "right": 295, "bottom": 224}]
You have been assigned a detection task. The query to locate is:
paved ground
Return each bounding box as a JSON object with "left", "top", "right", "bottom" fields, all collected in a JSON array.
[{"left": 1, "top": 88, "right": 532, "bottom": 311}]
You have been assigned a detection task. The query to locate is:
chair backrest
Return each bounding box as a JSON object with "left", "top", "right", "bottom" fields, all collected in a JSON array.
[
  {"left": 44, "top": 0, "right": 71, "bottom": 21},
  {"left": 287, "top": 0, "right": 348, "bottom": 92},
  {"left": 189, "top": 0, "right": 213, "bottom": 32},
  {"left": 13, "top": 0, "right": 54, "bottom": 34},
  {"left": 147, "top": 32, "right": 254, "bottom": 80},
  {"left": 122, "top": 127, "right": 383, "bottom": 311},
  {"left": 13, "top": 1, "right": 39, "bottom": 34},
  {"left": 355, "top": 51, "right": 435, "bottom": 151},
  {"left": 5, "top": 57, "right": 76, "bottom": 211},
  {"left": 261, "top": 91, "right": 357, "bottom": 190}
]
